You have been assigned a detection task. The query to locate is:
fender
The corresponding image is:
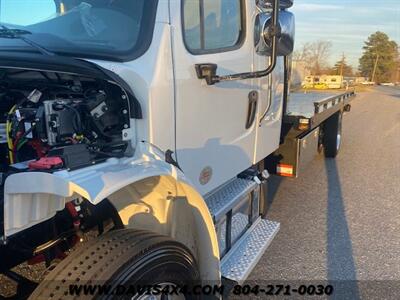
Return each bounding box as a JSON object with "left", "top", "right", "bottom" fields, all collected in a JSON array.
[{"left": 3, "top": 142, "right": 220, "bottom": 281}]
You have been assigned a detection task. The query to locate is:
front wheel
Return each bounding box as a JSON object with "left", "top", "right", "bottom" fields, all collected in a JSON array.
[
  {"left": 322, "top": 111, "right": 343, "bottom": 158},
  {"left": 30, "top": 229, "right": 201, "bottom": 300}
]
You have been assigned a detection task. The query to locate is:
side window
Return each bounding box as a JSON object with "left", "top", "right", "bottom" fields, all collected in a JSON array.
[{"left": 183, "top": 0, "right": 244, "bottom": 53}]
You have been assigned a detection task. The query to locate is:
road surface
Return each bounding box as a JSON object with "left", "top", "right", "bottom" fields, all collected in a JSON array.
[{"left": 247, "top": 86, "right": 400, "bottom": 299}]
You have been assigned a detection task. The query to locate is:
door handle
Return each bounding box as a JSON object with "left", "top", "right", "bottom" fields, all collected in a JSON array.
[{"left": 246, "top": 91, "right": 258, "bottom": 129}]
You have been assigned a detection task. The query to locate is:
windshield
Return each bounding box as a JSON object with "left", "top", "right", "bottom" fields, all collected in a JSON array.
[{"left": 0, "top": 0, "right": 158, "bottom": 61}]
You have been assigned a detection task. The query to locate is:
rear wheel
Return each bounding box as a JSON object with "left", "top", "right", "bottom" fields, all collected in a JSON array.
[
  {"left": 322, "top": 111, "right": 343, "bottom": 158},
  {"left": 30, "top": 229, "right": 200, "bottom": 300}
]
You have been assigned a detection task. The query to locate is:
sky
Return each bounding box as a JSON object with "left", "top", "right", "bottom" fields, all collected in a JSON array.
[{"left": 292, "top": 0, "right": 400, "bottom": 68}]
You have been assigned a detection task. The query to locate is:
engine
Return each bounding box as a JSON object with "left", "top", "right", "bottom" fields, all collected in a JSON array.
[
  {"left": 0, "top": 68, "right": 134, "bottom": 275},
  {"left": 0, "top": 68, "right": 132, "bottom": 175}
]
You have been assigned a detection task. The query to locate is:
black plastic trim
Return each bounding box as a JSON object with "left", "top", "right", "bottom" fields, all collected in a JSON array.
[{"left": 246, "top": 91, "right": 259, "bottom": 129}]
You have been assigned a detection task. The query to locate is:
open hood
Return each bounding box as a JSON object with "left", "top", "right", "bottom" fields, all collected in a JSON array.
[{"left": 0, "top": 51, "right": 142, "bottom": 119}]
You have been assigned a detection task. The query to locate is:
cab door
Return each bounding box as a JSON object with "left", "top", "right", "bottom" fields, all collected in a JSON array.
[
  {"left": 171, "top": 0, "right": 258, "bottom": 195},
  {"left": 253, "top": 56, "right": 285, "bottom": 163}
]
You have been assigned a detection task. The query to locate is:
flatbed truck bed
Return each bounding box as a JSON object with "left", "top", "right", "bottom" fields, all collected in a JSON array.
[
  {"left": 284, "top": 90, "right": 355, "bottom": 131},
  {"left": 267, "top": 89, "right": 356, "bottom": 178}
]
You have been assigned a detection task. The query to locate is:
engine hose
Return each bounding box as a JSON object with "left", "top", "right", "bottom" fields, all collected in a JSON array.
[{"left": 6, "top": 105, "right": 16, "bottom": 164}]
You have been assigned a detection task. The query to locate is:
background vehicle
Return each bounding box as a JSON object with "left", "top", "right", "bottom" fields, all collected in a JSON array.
[
  {"left": 0, "top": 0, "right": 354, "bottom": 298},
  {"left": 361, "top": 81, "right": 376, "bottom": 85},
  {"left": 302, "top": 75, "right": 344, "bottom": 89}
]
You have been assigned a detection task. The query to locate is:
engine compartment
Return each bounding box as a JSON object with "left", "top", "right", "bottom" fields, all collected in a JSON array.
[
  {"left": 0, "top": 67, "right": 132, "bottom": 176},
  {"left": 0, "top": 67, "right": 133, "bottom": 276}
]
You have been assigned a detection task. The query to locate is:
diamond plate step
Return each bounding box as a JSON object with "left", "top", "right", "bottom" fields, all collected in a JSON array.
[
  {"left": 221, "top": 218, "right": 280, "bottom": 283},
  {"left": 205, "top": 178, "right": 257, "bottom": 221},
  {"left": 217, "top": 212, "right": 250, "bottom": 253}
]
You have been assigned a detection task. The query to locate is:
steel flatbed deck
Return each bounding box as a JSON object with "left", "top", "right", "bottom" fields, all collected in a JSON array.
[
  {"left": 267, "top": 89, "right": 356, "bottom": 178},
  {"left": 284, "top": 90, "right": 356, "bottom": 131}
]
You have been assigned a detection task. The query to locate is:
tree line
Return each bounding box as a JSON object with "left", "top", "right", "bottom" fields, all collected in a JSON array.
[{"left": 293, "top": 32, "right": 399, "bottom": 83}]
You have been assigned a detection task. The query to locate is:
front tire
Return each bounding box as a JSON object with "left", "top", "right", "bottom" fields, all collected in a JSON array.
[
  {"left": 323, "top": 111, "right": 343, "bottom": 158},
  {"left": 30, "top": 229, "right": 200, "bottom": 300}
]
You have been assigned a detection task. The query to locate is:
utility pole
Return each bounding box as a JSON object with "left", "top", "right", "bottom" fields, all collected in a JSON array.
[
  {"left": 397, "top": 66, "right": 400, "bottom": 83},
  {"left": 371, "top": 54, "right": 379, "bottom": 83},
  {"left": 340, "top": 53, "right": 345, "bottom": 77}
]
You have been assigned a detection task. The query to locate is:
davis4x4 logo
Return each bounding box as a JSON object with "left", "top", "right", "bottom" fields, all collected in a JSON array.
[{"left": 68, "top": 284, "right": 224, "bottom": 297}]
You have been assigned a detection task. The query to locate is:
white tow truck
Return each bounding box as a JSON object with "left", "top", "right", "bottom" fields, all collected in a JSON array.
[{"left": 0, "top": 0, "right": 354, "bottom": 298}]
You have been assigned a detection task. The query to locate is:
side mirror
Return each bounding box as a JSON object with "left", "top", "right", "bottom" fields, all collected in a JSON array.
[
  {"left": 196, "top": 0, "right": 281, "bottom": 85},
  {"left": 255, "top": 10, "right": 295, "bottom": 57}
]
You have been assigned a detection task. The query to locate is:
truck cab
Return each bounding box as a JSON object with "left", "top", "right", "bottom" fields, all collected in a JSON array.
[{"left": 0, "top": 1, "right": 354, "bottom": 298}]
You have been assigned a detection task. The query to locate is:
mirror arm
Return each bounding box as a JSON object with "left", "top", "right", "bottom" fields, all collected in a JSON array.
[{"left": 195, "top": 0, "right": 280, "bottom": 86}]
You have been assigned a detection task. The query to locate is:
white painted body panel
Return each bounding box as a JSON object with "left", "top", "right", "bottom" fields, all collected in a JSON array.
[
  {"left": 254, "top": 56, "right": 285, "bottom": 163},
  {"left": 170, "top": 1, "right": 260, "bottom": 195},
  {"left": 92, "top": 22, "right": 176, "bottom": 154},
  {"left": 4, "top": 142, "right": 177, "bottom": 237},
  {"left": 89, "top": 1, "right": 285, "bottom": 196}
]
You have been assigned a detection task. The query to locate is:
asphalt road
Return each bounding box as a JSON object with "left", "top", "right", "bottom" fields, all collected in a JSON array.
[{"left": 247, "top": 86, "right": 400, "bottom": 299}]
